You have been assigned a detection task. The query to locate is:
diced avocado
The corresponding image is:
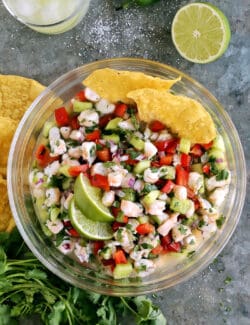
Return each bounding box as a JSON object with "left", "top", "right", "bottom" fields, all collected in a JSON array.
[
  {"left": 191, "top": 163, "right": 203, "bottom": 174},
  {"left": 73, "top": 100, "right": 93, "bottom": 112},
  {"left": 41, "top": 223, "right": 52, "bottom": 237},
  {"left": 113, "top": 263, "right": 133, "bottom": 279},
  {"left": 102, "top": 134, "right": 120, "bottom": 144},
  {"left": 42, "top": 121, "right": 55, "bottom": 138},
  {"left": 58, "top": 165, "right": 70, "bottom": 177},
  {"left": 138, "top": 215, "right": 150, "bottom": 224},
  {"left": 151, "top": 214, "right": 168, "bottom": 225},
  {"left": 105, "top": 117, "right": 123, "bottom": 130},
  {"left": 129, "top": 136, "right": 145, "bottom": 151},
  {"left": 212, "top": 135, "right": 225, "bottom": 152},
  {"left": 35, "top": 197, "right": 49, "bottom": 223},
  {"left": 100, "top": 247, "right": 112, "bottom": 260},
  {"left": 122, "top": 188, "right": 136, "bottom": 202},
  {"left": 170, "top": 197, "right": 193, "bottom": 214},
  {"left": 50, "top": 207, "right": 61, "bottom": 221},
  {"left": 134, "top": 160, "right": 151, "bottom": 174},
  {"left": 180, "top": 138, "right": 191, "bottom": 154},
  {"left": 142, "top": 190, "right": 160, "bottom": 207},
  {"left": 161, "top": 166, "right": 176, "bottom": 179}
]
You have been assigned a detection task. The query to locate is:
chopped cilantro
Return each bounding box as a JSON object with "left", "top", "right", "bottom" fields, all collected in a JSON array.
[
  {"left": 187, "top": 250, "right": 195, "bottom": 258},
  {"left": 142, "top": 183, "right": 158, "bottom": 194},
  {"left": 216, "top": 169, "right": 229, "bottom": 181},
  {"left": 198, "top": 220, "right": 205, "bottom": 228},
  {"left": 216, "top": 215, "right": 226, "bottom": 229},
  {"left": 85, "top": 125, "right": 97, "bottom": 133},
  {"left": 47, "top": 175, "right": 66, "bottom": 190},
  {"left": 141, "top": 243, "right": 153, "bottom": 249},
  {"left": 150, "top": 167, "right": 159, "bottom": 173},
  {"left": 178, "top": 225, "right": 187, "bottom": 235}
]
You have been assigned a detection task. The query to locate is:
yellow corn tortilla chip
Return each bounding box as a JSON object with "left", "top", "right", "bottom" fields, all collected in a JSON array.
[
  {"left": 0, "top": 177, "right": 14, "bottom": 233},
  {"left": 0, "top": 75, "right": 45, "bottom": 121},
  {"left": 127, "top": 89, "right": 216, "bottom": 144},
  {"left": 83, "top": 68, "right": 180, "bottom": 104}
]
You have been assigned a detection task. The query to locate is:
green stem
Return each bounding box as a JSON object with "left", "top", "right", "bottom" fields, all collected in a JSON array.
[{"left": 120, "top": 297, "right": 138, "bottom": 316}]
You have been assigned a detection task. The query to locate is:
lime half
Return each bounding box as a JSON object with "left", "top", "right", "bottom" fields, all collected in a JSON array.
[
  {"left": 171, "top": 3, "right": 231, "bottom": 63},
  {"left": 69, "top": 199, "right": 113, "bottom": 240},
  {"left": 74, "top": 173, "right": 114, "bottom": 222}
]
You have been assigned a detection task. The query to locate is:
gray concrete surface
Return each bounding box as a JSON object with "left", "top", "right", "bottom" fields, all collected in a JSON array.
[{"left": 0, "top": 0, "right": 249, "bottom": 324}]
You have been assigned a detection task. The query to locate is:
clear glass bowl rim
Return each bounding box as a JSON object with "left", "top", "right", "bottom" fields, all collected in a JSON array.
[{"left": 7, "top": 57, "right": 246, "bottom": 296}]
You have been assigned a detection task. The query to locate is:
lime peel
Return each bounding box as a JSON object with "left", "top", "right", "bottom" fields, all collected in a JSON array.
[{"left": 171, "top": 2, "right": 231, "bottom": 64}]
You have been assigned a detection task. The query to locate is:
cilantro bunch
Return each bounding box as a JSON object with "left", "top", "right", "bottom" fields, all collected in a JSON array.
[{"left": 0, "top": 229, "right": 166, "bottom": 325}]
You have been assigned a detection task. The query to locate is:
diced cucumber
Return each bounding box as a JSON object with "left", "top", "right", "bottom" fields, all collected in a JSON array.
[
  {"left": 102, "top": 134, "right": 120, "bottom": 144},
  {"left": 100, "top": 247, "right": 112, "bottom": 260},
  {"left": 35, "top": 197, "right": 48, "bottom": 222},
  {"left": 41, "top": 223, "right": 52, "bottom": 237},
  {"left": 134, "top": 160, "right": 151, "bottom": 174},
  {"left": 58, "top": 165, "right": 70, "bottom": 177},
  {"left": 42, "top": 121, "right": 55, "bottom": 138},
  {"left": 212, "top": 134, "right": 225, "bottom": 152},
  {"left": 62, "top": 178, "right": 73, "bottom": 190},
  {"left": 208, "top": 149, "right": 227, "bottom": 170},
  {"left": 113, "top": 263, "right": 133, "bottom": 279},
  {"left": 105, "top": 117, "right": 123, "bottom": 130},
  {"left": 151, "top": 214, "right": 168, "bottom": 225},
  {"left": 161, "top": 166, "right": 176, "bottom": 179},
  {"left": 122, "top": 188, "right": 136, "bottom": 202},
  {"left": 129, "top": 136, "right": 145, "bottom": 151},
  {"left": 170, "top": 197, "right": 193, "bottom": 214},
  {"left": 138, "top": 215, "right": 150, "bottom": 224},
  {"left": 142, "top": 190, "right": 160, "bottom": 207},
  {"left": 191, "top": 163, "right": 203, "bottom": 174},
  {"left": 180, "top": 138, "right": 191, "bottom": 154},
  {"left": 50, "top": 207, "right": 61, "bottom": 221},
  {"left": 73, "top": 100, "right": 93, "bottom": 112}
]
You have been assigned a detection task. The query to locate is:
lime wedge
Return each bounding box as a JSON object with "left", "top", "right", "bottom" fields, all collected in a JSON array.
[
  {"left": 69, "top": 199, "right": 113, "bottom": 240},
  {"left": 74, "top": 173, "right": 114, "bottom": 222},
  {"left": 171, "top": 3, "right": 231, "bottom": 63}
]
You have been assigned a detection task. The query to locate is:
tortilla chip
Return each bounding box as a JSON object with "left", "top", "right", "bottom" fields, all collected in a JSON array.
[
  {"left": 0, "top": 75, "right": 45, "bottom": 121},
  {"left": 0, "top": 117, "right": 18, "bottom": 174},
  {"left": 0, "top": 177, "right": 14, "bottom": 232},
  {"left": 83, "top": 68, "right": 180, "bottom": 104},
  {"left": 127, "top": 89, "right": 216, "bottom": 144}
]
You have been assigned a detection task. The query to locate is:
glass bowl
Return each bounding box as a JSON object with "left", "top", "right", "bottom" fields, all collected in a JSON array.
[{"left": 7, "top": 58, "right": 246, "bottom": 296}]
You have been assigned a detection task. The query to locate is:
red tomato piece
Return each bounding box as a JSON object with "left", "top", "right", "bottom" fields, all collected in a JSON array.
[
  {"left": 161, "top": 234, "right": 172, "bottom": 249},
  {"left": 136, "top": 223, "right": 155, "bottom": 235},
  {"left": 111, "top": 207, "right": 121, "bottom": 218},
  {"left": 159, "top": 154, "right": 173, "bottom": 166},
  {"left": 35, "top": 144, "right": 58, "bottom": 168},
  {"left": 96, "top": 147, "right": 111, "bottom": 162},
  {"left": 114, "top": 103, "right": 128, "bottom": 117},
  {"left": 126, "top": 157, "right": 138, "bottom": 165},
  {"left": 99, "top": 114, "right": 114, "bottom": 128},
  {"left": 85, "top": 129, "right": 101, "bottom": 141},
  {"left": 190, "top": 144, "right": 203, "bottom": 157},
  {"left": 68, "top": 164, "right": 89, "bottom": 177},
  {"left": 154, "top": 140, "right": 171, "bottom": 151},
  {"left": 165, "top": 139, "right": 179, "bottom": 154},
  {"left": 175, "top": 165, "right": 189, "bottom": 187},
  {"left": 113, "top": 249, "right": 127, "bottom": 264},
  {"left": 167, "top": 242, "right": 181, "bottom": 253},
  {"left": 201, "top": 141, "right": 213, "bottom": 150},
  {"left": 54, "top": 107, "right": 70, "bottom": 126},
  {"left": 102, "top": 258, "right": 115, "bottom": 267},
  {"left": 151, "top": 161, "right": 161, "bottom": 168},
  {"left": 180, "top": 153, "right": 192, "bottom": 169},
  {"left": 93, "top": 241, "right": 104, "bottom": 255},
  {"left": 202, "top": 163, "right": 211, "bottom": 175},
  {"left": 112, "top": 221, "right": 123, "bottom": 232},
  {"left": 149, "top": 120, "right": 166, "bottom": 132},
  {"left": 90, "top": 174, "right": 110, "bottom": 191},
  {"left": 70, "top": 115, "right": 80, "bottom": 130},
  {"left": 151, "top": 245, "right": 164, "bottom": 255},
  {"left": 161, "top": 180, "right": 175, "bottom": 194},
  {"left": 68, "top": 228, "right": 80, "bottom": 237},
  {"left": 75, "top": 90, "right": 86, "bottom": 102},
  {"left": 187, "top": 187, "right": 196, "bottom": 199}
]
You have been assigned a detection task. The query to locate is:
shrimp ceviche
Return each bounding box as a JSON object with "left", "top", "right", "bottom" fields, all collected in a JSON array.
[{"left": 29, "top": 71, "right": 231, "bottom": 279}]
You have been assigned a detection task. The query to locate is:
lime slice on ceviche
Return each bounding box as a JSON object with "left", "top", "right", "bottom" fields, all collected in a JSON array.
[
  {"left": 69, "top": 199, "right": 113, "bottom": 240},
  {"left": 171, "top": 2, "right": 231, "bottom": 63}
]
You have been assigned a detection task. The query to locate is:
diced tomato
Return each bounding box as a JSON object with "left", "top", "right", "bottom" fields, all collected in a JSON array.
[
  {"left": 180, "top": 153, "right": 192, "bottom": 169},
  {"left": 154, "top": 140, "right": 171, "bottom": 151},
  {"left": 136, "top": 223, "right": 155, "bottom": 235},
  {"left": 151, "top": 245, "right": 164, "bottom": 255},
  {"left": 161, "top": 180, "right": 175, "bottom": 194},
  {"left": 159, "top": 154, "right": 173, "bottom": 166},
  {"left": 161, "top": 234, "right": 172, "bottom": 249},
  {"left": 99, "top": 114, "right": 114, "bottom": 128},
  {"left": 126, "top": 157, "right": 138, "bottom": 165},
  {"left": 113, "top": 249, "right": 127, "bottom": 264},
  {"left": 93, "top": 241, "right": 104, "bottom": 255},
  {"left": 154, "top": 139, "right": 178, "bottom": 153},
  {"left": 96, "top": 147, "right": 111, "bottom": 162},
  {"left": 35, "top": 144, "right": 58, "bottom": 168},
  {"left": 201, "top": 141, "right": 213, "bottom": 150},
  {"left": 190, "top": 144, "right": 203, "bottom": 157},
  {"left": 114, "top": 103, "right": 128, "bottom": 117},
  {"left": 151, "top": 161, "right": 161, "bottom": 168},
  {"left": 111, "top": 207, "right": 121, "bottom": 218},
  {"left": 167, "top": 242, "right": 181, "bottom": 253},
  {"left": 149, "top": 120, "right": 166, "bottom": 132},
  {"left": 165, "top": 139, "right": 179, "bottom": 154},
  {"left": 187, "top": 187, "right": 196, "bottom": 199},
  {"left": 54, "top": 107, "right": 70, "bottom": 126},
  {"left": 175, "top": 165, "right": 189, "bottom": 187},
  {"left": 68, "top": 228, "right": 80, "bottom": 237},
  {"left": 75, "top": 90, "right": 86, "bottom": 102},
  {"left": 90, "top": 174, "right": 110, "bottom": 191},
  {"left": 70, "top": 115, "right": 80, "bottom": 129},
  {"left": 102, "top": 258, "right": 115, "bottom": 267},
  {"left": 68, "top": 164, "right": 89, "bottom": 177},
  {"left": 202, "top": 163, "right": 210, "bottom": 175},
  {"left": 112, "top": 221, "right": 123, "bottom": 232},
  {"left": 155, "top": 179, "right": 165, "bottom": 188},
  {"left": 85, "top": 129, "right": 101, "bottom": 141},
  {"left": 193, "top": 198, "right": 201, "bottom": 210},
  {"left": 63, "top": 220, "right": 72, "bottom": 228}
]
